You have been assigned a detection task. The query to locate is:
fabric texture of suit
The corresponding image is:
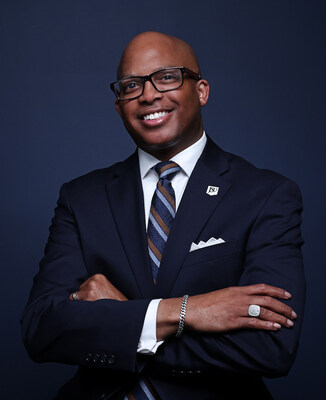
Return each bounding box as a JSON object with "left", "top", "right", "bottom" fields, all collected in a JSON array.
[{"left": 21, "top": 137, "right": 305, "bottom": 399}]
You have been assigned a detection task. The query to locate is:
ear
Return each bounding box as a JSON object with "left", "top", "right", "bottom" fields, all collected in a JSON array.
[
  {"left": 196, "top": 79, "right": 209, "bottom": 106},
  {"left": 115, "top": 99, "right": 122, "bottom": 118}
]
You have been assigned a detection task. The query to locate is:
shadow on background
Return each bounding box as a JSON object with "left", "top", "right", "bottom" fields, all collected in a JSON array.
[{"left": 1, "top": 0, "right": 325, "bottom": 398}]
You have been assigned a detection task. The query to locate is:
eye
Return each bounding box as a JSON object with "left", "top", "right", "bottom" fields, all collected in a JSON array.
[
  {"left": 154, "top": 69, "right": 181, "bottom": 85},
  {"left": 120, "top": 80, "right": 141, "bottom": 94},
  {"left": 162, "top": 74, "right": 173, "bottom": 81}
]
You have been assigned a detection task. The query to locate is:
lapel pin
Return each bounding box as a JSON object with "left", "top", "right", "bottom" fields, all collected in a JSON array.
[{"left": 206, "top": 186, "right": 219, "bottom": 196}]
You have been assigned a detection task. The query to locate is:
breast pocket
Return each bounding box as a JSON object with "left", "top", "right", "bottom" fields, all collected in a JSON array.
[
  {"left": 183, "top": 241, "right": 242, "bottom": 268},
  {"left": 172, "top": 241, "right": 243, "bottom": 296}
]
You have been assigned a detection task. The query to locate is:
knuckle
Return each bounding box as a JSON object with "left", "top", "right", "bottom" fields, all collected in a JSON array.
[
  {"left": 262, "top": 296, "right": 272, "bottom": 306},
  {"left": 265, "top": 321, "right": 276, "bottom": 329},
  {"left": 89, "top": 280, "right": 97, "bottom": 289},
  {"left": 259, "top": 307, "right": 266, "bottom": 318},
  {"left": 258, "top": 283, "right": 267, "bottom": 292},
  {"left": 248, "top": 318, "right": 258, "bottom": 328}
]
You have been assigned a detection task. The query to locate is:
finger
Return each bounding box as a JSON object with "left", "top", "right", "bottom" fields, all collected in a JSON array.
[
  {"left": 250, "top": 295, "right": 297, "bottom": 319},
  {"left": 258, "top": 307, "right": 294, "bottom": 328},
  {"left": 239, "top": 317, "right": 282, "bottom": 331},
  {"left": 243, "top": 283, "right": 292, "bottom": 299},
  {"left": 78, "top": 274, "right": 105, "bottom": 290},
  {"left": 69, "top": 291, "right": 79, "bottom": 301},
  {"left": 70, "top": 290, "right": 89, "bottom": 301}
]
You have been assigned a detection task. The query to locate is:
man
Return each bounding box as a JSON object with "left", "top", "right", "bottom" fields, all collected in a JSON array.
[{"left": 22, "top": 32, "right": 305, "bottom": 399}]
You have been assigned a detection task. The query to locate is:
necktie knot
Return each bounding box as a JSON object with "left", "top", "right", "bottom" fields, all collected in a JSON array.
[{"left": 154, "top": 161, "right": 181, "bottom": 181}]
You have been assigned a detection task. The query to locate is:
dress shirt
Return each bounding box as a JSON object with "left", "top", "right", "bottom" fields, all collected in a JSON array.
[{"left": 137, "top": 132, "right": 207, "bottom": 354}]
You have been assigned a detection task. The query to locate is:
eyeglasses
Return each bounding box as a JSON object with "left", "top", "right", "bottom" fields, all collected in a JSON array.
[{"left": 110, "top": 67, "right": 202, "bottom": 100}]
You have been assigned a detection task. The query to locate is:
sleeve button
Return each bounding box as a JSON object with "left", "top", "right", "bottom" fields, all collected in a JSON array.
[
  {"left": 107, "top": 354, "right": 116, "bottom": 365},
  {"left": 99, "top": 355, "right": 107, "bottom": 364}
]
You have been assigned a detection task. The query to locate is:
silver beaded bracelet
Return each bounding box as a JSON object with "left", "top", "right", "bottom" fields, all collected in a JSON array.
[{"left": 176, "top": 294, "right": 189, "bottom": 337}]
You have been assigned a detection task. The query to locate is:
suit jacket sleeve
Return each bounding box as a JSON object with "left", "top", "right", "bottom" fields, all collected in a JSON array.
[
  {"left": 150, "top": 178, "right": 305, "bottom": 378},
  {"left": 21, "top": 182, "right": 151, "bottom": 373}
]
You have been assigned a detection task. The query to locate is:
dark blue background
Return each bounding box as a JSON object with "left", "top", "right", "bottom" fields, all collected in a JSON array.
[{"left": 1, "top": 0, "right": 325, "bottom": 398}]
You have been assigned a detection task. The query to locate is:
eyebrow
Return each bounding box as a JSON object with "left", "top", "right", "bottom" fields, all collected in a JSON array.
[{"left": 119, "top": 66, "right": 181, "bottom": 80}]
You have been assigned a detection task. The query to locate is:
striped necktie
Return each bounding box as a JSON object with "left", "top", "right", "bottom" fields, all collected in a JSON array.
[
  {"left": 124, "top": 377, "right": 158, "bottom": 400},
  {"left": 147, "top": 161, "right": 181, "bottom": 283},
  {"left": 124, "top": 162, "right": 180, "bottom": 400}
]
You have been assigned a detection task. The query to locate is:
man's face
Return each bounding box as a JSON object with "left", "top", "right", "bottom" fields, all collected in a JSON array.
[{"left": 115, "top": 37, "right": 209, "bottom": 159}]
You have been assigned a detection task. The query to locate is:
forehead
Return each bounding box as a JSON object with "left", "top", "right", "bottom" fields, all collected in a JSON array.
[{"left": 119, "top": 40, "right": 192, "bottom": 78}]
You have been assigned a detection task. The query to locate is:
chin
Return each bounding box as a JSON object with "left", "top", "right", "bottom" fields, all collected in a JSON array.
[
  {"left": 133, "top": 130, "right": 178, "bottom": 148},
  {"left": 143, "top": 136, "right": 180, "bottom": 151}
]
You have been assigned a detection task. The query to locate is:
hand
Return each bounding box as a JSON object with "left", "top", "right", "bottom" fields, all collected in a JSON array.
[
  {"left": 156, "top": 284, "right": 297, "bottom": 340},
  {"left": 69, "top": 273, "right": 128, "bottom": 302},
  {"left": 186, "top": 284, "right": 296, "bottom": 333}
]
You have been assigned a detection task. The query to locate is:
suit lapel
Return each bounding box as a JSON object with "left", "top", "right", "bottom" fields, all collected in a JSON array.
[
  {"left": 105, "top": 152, "right": 154, "bottom": 299},
  {"left": 154, "top": 138, "right": 233, "bottom": 298}
]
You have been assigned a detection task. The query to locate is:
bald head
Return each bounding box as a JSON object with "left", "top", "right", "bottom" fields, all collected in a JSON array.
[{"left": 117, "top": 31, "right": 200, "bottom": 79}]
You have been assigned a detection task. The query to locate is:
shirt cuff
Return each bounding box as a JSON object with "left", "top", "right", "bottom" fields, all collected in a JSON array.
[{"left": 137, "top": 298, "right": 163, "bottom": 355}]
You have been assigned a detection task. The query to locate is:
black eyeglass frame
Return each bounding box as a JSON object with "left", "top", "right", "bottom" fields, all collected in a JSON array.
[{"left": 110, "top": 67, "right": 202, "bottom": 100}]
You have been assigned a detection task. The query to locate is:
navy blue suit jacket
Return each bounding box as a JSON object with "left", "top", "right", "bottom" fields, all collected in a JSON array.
[{"left": 22, "top": 137, "right": 305, "bottom": 399}]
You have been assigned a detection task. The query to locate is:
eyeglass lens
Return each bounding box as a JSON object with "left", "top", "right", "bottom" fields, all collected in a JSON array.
[{"left": 116, "top": 68, "right": 183, "bottom": 99}]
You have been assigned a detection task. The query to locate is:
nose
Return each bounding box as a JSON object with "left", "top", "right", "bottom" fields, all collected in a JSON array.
[{"left": 139, "top": 80, "right": 162, "bottom": 103}]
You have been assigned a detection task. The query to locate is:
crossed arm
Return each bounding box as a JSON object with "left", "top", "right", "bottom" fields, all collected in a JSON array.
[
  {"left": 69, "top": 274, "right": 296, "bottom": 341},
  {"left": 65, "top": 178, "right": 305, "bottom": 376}
]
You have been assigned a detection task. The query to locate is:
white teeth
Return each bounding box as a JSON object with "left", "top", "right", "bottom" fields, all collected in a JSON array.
[{"left": 143, "top": 111, "right": 168, "bottom": 120}]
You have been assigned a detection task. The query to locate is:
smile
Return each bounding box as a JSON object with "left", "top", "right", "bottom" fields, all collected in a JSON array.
[{"left": 143, "top": 111, "right": 169, "bottom": 120}]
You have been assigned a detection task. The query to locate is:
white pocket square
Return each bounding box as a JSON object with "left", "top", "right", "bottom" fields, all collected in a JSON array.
[{"left": 189, "top": 237, "right": 225, "bottom": 252}]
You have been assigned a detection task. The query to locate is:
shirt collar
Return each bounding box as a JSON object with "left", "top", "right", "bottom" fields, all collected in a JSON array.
[{"left": 138, "top": 132, "right": 207, "bottom": 179}]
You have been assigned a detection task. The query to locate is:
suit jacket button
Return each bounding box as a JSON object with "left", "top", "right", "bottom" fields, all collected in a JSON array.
[{"left": 107, "top": 355, "right": 116, "bottom": 365}]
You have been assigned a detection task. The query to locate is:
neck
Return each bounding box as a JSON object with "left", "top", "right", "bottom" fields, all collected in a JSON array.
[{"left": 139, "top": 126, "right": 204, "bottom": 161}]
